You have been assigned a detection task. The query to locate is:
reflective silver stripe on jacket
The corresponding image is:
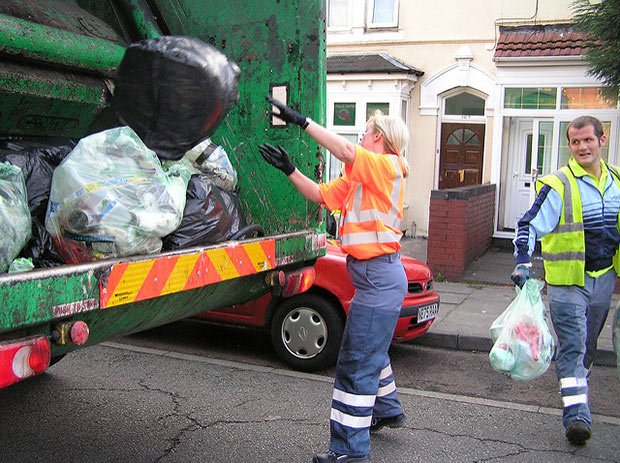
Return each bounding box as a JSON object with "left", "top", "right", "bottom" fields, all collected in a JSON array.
[
  {"left": 342, "top": 230, "right": 401, "bottom": 246},
  {"left": 541, "top": 251, "right": 586, "bottom": 261},
  {"left": 555, "top": 170, "right": 574, "bottom": 225},
  {"left": 542, "top": 169, "right": 585, "bottom": 262},
  {"left": 341, "top": 156, "right": 403, "bottom": 247}
]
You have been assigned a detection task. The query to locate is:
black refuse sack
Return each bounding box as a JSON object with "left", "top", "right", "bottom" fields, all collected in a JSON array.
[
  {"left": 114, "top": 35, "right": 240, "bottom": 160},
  {"left": 0, "top": 140, "right": 74, "bottom": 221},
  {"left": 19, "top": 218, "right": 64, "bottom": 268},
  {"left": 163, "top": 175, "right": 246, "bottom": 250}
]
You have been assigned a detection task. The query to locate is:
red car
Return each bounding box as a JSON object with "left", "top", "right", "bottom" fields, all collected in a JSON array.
[{"left": 195, "top": 241, "right": 440, "bottom": 372}]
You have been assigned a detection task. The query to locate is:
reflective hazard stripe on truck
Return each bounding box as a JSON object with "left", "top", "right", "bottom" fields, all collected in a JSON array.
[{"left": 100, "top": 240, "right": 276, "bottom": 308}]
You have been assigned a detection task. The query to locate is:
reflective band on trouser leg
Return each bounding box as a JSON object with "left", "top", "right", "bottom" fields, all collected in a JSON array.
[
  {"left": 332, "top": 388, "right": 376, "bottom": 408},
  {"left": 560, "top": 377, "right": 587, "bottom": 389},
  {"left": 331, "top": 407, "right": 374, "bottom": 429},
  {"left": 372, "top": 362, "right": 403, "bottom": 419},
  {"left": 557, "top": 377, "right": 591, "bottom": 428},
  {"left": 560, "top": 377, "right": 588, "bottom": 409},
  {"left": 562, "top": 394, "right": 588, "bottom": 408}
]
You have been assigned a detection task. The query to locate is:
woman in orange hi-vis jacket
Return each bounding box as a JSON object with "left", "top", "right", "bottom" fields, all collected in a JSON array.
[{"left": 260, "top": 96, "right": 410, "bottom": 463}]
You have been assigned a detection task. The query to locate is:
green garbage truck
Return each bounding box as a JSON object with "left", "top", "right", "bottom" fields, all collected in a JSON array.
[{"left": 0, "top": 0, "right": 326, "bottom": 388}]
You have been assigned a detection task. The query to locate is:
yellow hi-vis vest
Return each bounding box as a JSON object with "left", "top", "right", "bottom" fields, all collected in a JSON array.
[{"left": 536, "top": 164, "right": 620, "bottom": 286}]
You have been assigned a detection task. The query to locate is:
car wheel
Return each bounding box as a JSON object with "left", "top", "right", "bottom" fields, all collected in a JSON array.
[{"left": 270, "top": 293, "right": 344, "bottom": 372}]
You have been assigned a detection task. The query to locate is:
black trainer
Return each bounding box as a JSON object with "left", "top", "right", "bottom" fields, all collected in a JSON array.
[
  {"left": 370, "top": 413, "right": 406, "bottom": 433},
  {"left": 312, "top": 450, "right": 371, "bottom": 463},
  {"left": 565, "top": 420, "right": 592, "bottom": 446}
]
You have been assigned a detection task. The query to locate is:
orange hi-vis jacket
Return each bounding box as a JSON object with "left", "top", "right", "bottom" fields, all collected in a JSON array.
[{"left": 319, "top": 145, "right": 406, "bottom": 260}]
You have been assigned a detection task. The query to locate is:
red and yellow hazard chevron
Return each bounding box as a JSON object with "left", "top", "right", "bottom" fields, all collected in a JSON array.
[{"left": 100, "top": 240, "right": 276, "bottom": 308}]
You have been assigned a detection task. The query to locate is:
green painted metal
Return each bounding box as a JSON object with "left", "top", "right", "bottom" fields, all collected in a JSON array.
[
  {"left": 151, "top": 0, "right": 327, "bottom": 236},
  {"left": 0, "top": 0, "right": 327, "bottom": 361},
  {"left": 117, "top": 0, "right": 162, "bottom": 40},
  {"left": 0, "top": 65, "right": 108, "bottom": 137},
  {"left": 0, "top": 13, "right": 126, "bottom": 76},
  {"left": 0, "top": 233, "right": 324, "bottom": 358},
  {"left": 0, "top": 269, "right": 99, "bottom": 333}
]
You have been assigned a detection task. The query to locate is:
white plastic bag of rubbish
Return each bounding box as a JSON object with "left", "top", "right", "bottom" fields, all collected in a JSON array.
[
  {"left": 0, "top": 162, "right": 32, "bottom": 273},
  {"left": 184, "top": 138, "right": 238, "bottom": 191},
  {"left": 488, "top": 279, "right": 555, "bottom": 381},
  {"left": 45, "top": 127, "right": 191, "bottom": 263}
]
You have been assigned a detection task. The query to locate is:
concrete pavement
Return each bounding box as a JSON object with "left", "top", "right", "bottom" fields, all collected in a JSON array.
[{"left": 400, "top": 237, "right": 618, "bottom": 367}]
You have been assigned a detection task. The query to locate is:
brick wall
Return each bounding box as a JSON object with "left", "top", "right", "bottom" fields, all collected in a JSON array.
[{"left": 427, "top": 184, "right": 496, "bottom": 281}]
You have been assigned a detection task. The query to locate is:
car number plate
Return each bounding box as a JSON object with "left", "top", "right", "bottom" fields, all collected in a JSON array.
[{"left": 417, "top": 303, "right": 439, "bottom": 322}]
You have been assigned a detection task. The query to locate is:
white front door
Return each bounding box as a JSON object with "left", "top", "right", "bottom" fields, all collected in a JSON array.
[{"left": 504, "top": 118, "right": 554, "bottom": 229}]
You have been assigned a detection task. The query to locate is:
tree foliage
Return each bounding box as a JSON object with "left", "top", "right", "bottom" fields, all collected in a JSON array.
[{"left": 572, "top": 0, "right": 620, "bottom": 98}]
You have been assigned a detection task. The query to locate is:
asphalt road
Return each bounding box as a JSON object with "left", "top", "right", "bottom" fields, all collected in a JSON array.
[
  {"left": 123, "top": 320, "right": 620, "bottom": 419},
  {"left": 0, "top": 321, "right": 618, "bottom": 463}
]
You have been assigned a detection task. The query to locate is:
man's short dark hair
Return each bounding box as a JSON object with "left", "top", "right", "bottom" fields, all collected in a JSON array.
[{"left": 566, "top": 116, "right": 604, "bottom": 142}]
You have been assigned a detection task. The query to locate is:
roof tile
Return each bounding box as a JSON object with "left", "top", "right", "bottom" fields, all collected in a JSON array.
[
  {"left": 494, "top": 24, "right": 596, "bottom": 59},
  {"left": 327, "top": 52, "right": 424, "bottom": 76}
]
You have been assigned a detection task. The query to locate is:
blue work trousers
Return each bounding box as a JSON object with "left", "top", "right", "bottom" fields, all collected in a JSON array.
[
  {"left": 329, "top": 252, "right": 407, "bottom": 457},
  {"left": 547, "top": 269, "right": 615, "bottom": 428}
]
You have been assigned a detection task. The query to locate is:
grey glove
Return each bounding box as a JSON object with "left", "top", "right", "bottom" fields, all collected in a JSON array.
[
  {"left": 511, "top": 264, "right": 531, "bottom": 288},
  {"left": 258, "top": 143, "right": 296, "bottom": 176},
  {"left": 267, "top": 96, "right": 309, "bottom": 129}
]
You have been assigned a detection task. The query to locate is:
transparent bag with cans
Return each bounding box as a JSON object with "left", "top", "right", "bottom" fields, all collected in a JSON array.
[{"left": 45, "top": 127, "right": 191, "bottom": 263}]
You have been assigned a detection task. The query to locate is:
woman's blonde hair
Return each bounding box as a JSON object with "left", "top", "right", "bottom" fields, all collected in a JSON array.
[{"left": 367, "top": 111, "right": 410, "bottom": 177}]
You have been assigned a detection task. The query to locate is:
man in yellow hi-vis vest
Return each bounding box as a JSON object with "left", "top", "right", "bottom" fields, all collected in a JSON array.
[{"left": 512, "top": 116, "right": 620, "bottom": 446}]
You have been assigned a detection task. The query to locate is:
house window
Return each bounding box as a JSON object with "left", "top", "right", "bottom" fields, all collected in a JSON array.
[
  {"left": 560, "top": 87, "right": 618, "bottom": 109},
  {"left": 367, "top": 0, "right": 398, "bottom": 28},
  {"left": 328, "top": 0, "right": 350, "bottom": 28},
  {"left": 366, "top": 102, "right": 389, "bottom": 120},
  {"left": 333, "top": 102, "right": 356, "bottom": 126},
  {"left": 447, "top": 128, "right": 480, "bottom": 146},
  {"left": 445, "top": 92, "right": 485, "bottom": 116},
  {"left": 504, "top": 88, "right": 557, "bottom": 110}
]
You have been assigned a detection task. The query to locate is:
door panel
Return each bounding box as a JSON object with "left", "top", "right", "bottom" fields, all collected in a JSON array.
[
  {"left": 439, "top": 123, "right": 485, "bottom": 189},
  {"left": 502, "top": 119, "right": 553, "bottom": 230}
]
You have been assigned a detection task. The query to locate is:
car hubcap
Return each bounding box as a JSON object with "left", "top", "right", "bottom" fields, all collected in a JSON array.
[{"left": 280, "top": 307, "right": 328, "bottom": 359}]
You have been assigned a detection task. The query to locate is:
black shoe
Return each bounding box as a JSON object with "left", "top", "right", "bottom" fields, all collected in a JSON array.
[
  {"left": 565, "top": 421, "right": 592, "bottom": 446},
  {"left": 312, "top": 450, "right": 371, "bottom": 463},
  {"left": 370, "top": 413, "right": 406, "bottom": 433}
]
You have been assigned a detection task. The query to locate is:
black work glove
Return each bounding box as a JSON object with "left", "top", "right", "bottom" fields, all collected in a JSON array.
[
  {"left": 267, "top": 96, "right": 310, "bottom": 129},
  {"left": 258, "top": 143, "right": 296, "bottom": 176},
  {"left": 511, "top": 264, "right": 531, "bottom": 288}
]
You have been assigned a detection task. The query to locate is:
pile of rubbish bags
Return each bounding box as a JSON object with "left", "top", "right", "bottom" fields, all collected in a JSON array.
[{"left": 0, "top": 35, "right": 246, "bottom": 274}]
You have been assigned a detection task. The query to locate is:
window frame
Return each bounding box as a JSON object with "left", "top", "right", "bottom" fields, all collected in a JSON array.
[
  {"left": 366, "top": 0, "right": 399, "bottom": 30},
  {"left": 327, "top": 0, "right": 353, "bottom": 31}
]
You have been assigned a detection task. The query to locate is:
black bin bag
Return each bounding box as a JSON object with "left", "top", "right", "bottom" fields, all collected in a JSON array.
[
  {"left": 0, "top": 141, "right": 74, "bottom": 221},
  {"left": 113, "top": 36, "right": 240, "bottom": 160},
  {"left": 163, "top": 174, "right": 246, "bottom": 250}
]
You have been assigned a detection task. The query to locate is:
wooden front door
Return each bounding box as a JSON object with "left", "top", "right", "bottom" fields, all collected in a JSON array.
[{"left": 439, "top": 123, "right": 485, "bottom": 189}]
